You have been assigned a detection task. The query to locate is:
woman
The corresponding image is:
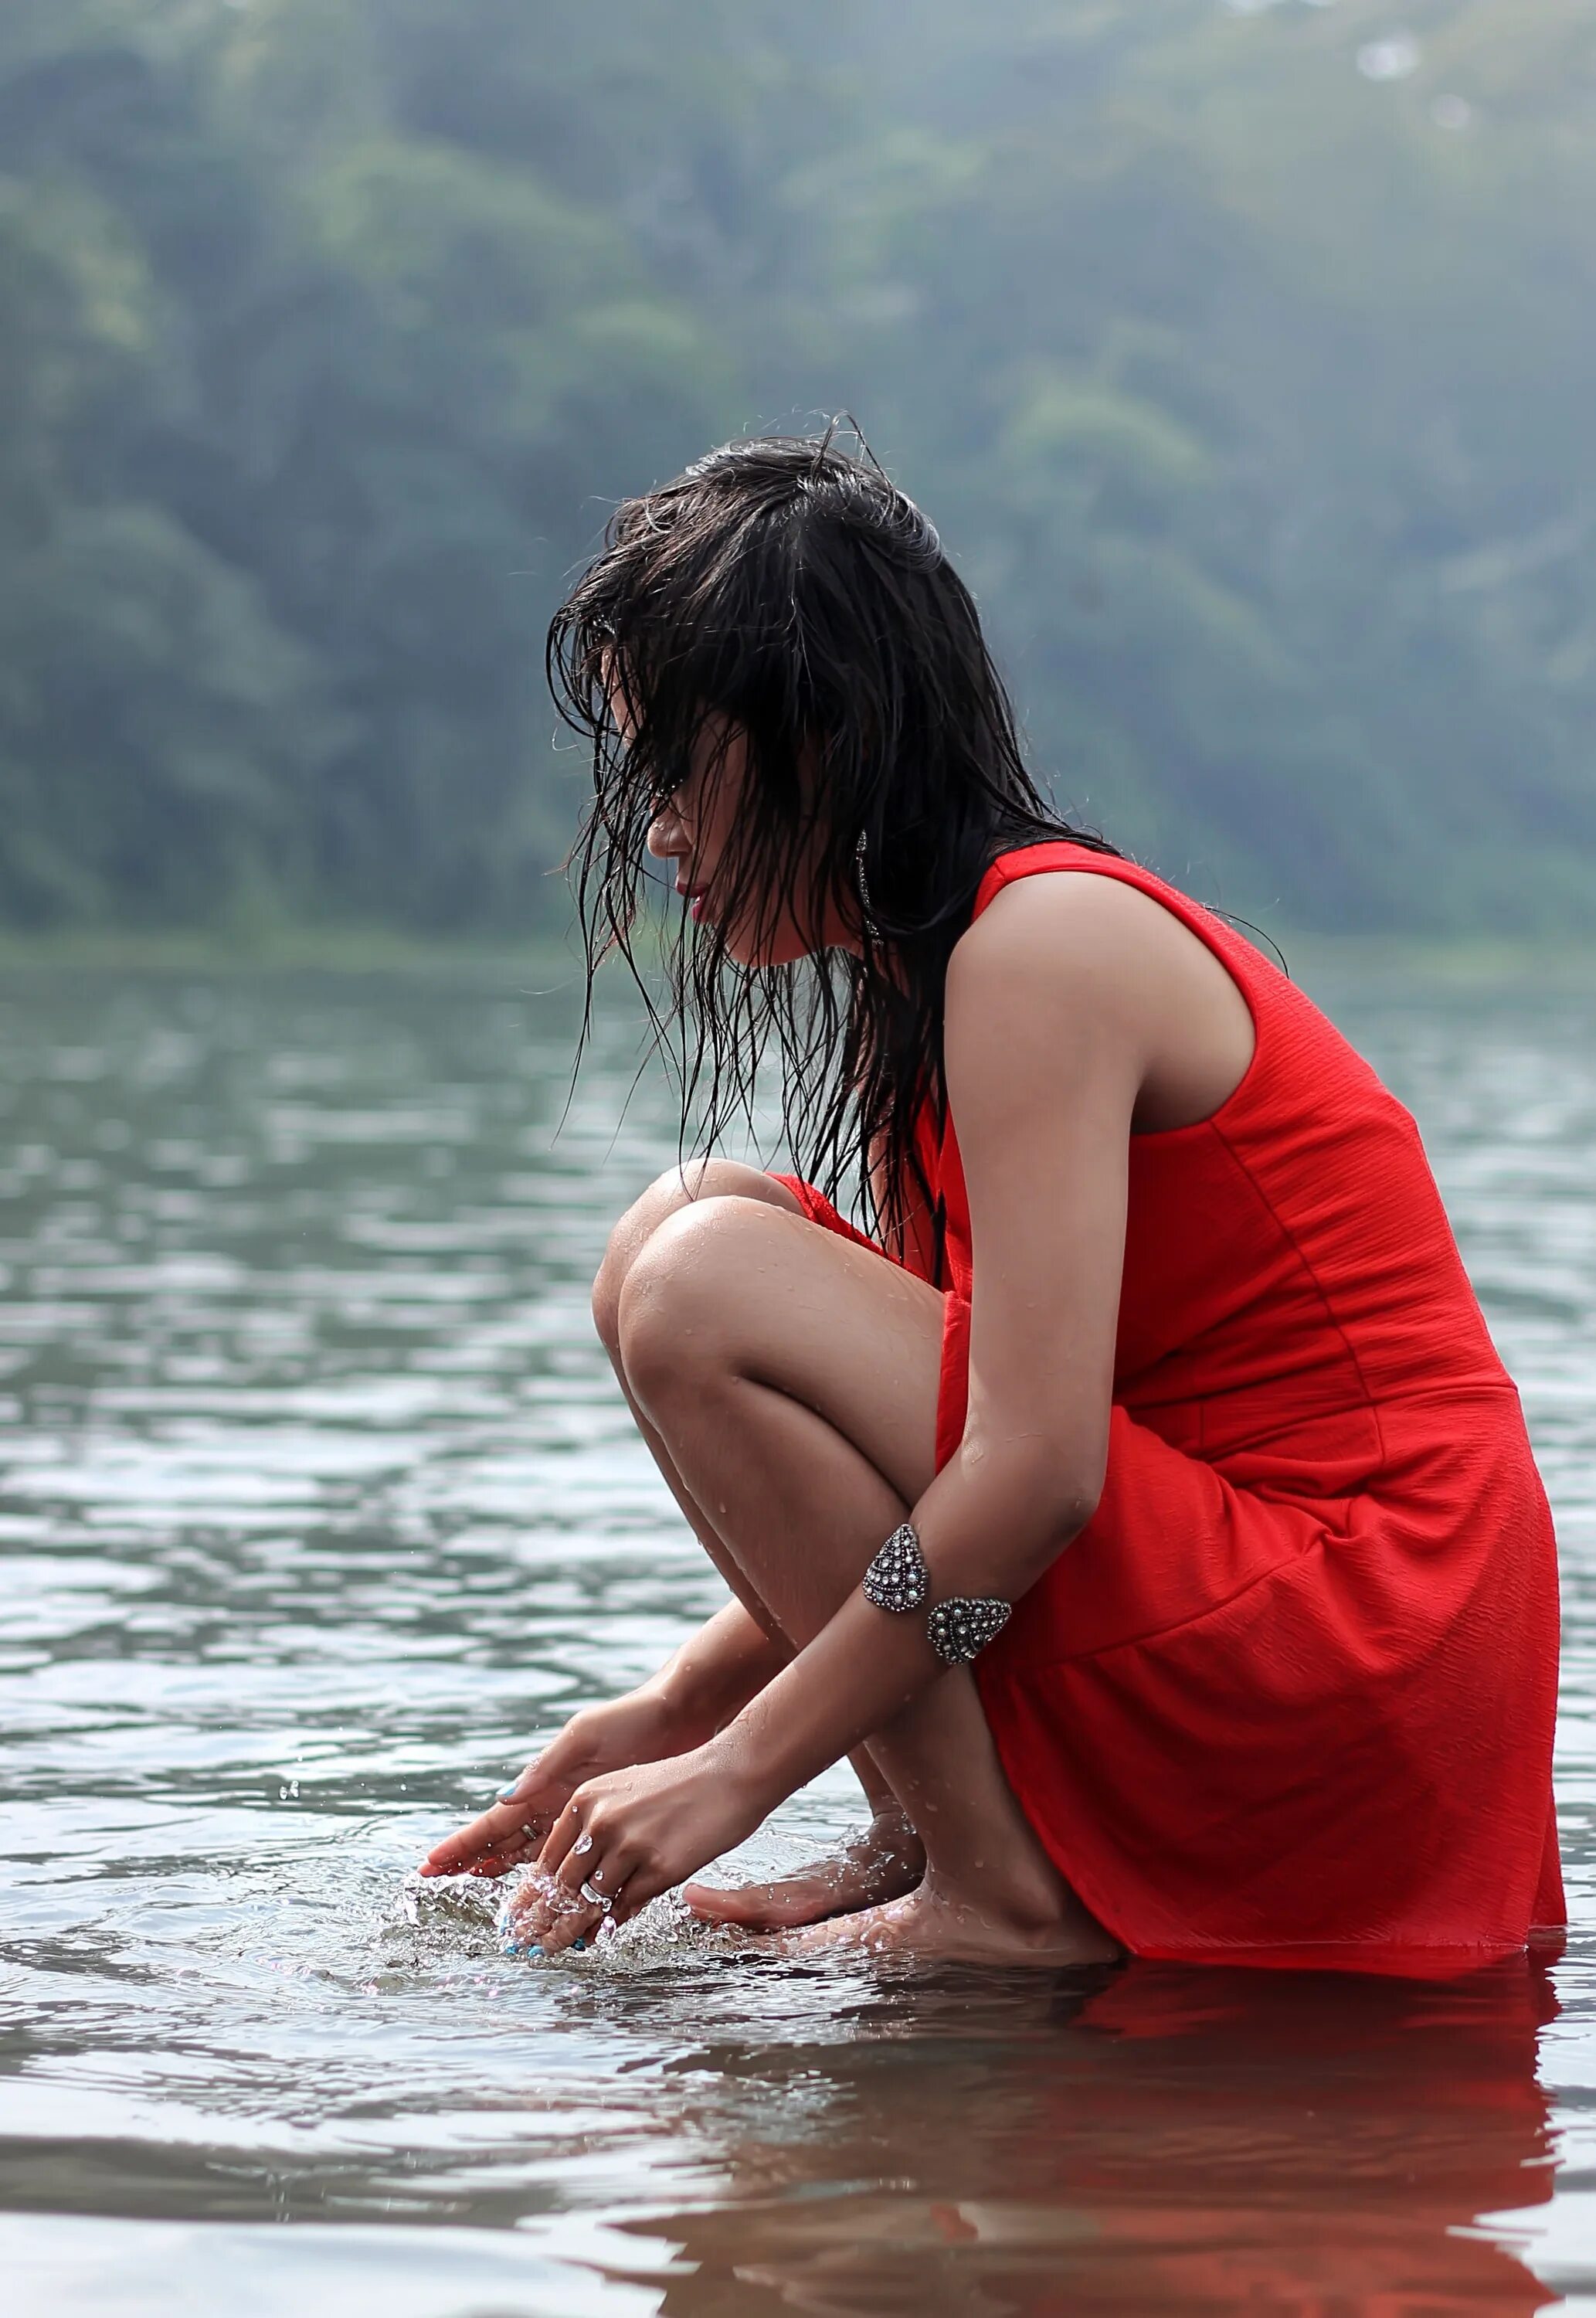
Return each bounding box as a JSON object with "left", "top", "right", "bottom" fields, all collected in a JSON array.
[{"left": 421, "top": 433, "right": 1564, "bottom": 1973}]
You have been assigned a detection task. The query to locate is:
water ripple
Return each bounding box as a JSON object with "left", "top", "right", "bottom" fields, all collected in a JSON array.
[{"left": 0, "top": 961, "right": 1591, "bottom": 2315}]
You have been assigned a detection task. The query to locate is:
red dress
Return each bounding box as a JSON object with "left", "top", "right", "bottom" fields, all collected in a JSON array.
[{"left": 779, "top": 842, "right": 1564, "bottom": 1974}]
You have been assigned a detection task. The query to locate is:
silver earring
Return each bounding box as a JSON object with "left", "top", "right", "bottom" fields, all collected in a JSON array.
[{"left": 854, "top": 828, "right": 880, "bottom": 948}]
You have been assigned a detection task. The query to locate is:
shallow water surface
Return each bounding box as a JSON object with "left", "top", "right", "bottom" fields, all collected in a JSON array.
[{"left": 0, "top": 957, "right": 1593, "bottom": 2316}]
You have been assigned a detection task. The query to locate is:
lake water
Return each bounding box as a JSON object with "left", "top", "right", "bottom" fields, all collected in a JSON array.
[{"left": 0, "top": 954, "right": 1593, "bottom": 2316}]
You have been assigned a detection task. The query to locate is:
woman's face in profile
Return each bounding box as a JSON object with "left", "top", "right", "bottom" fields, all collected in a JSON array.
[{"left": 616, "top": 688, "right": 859, "bottom": 967}]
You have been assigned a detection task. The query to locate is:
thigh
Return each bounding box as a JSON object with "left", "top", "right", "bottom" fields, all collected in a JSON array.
[{"left": 616, "top": 1195, "right": 946, "bottom": 1508}]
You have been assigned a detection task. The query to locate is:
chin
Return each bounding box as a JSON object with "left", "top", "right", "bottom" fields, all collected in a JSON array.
[{"left": 718, "top": 915, "right": 823, "bottom": 971}]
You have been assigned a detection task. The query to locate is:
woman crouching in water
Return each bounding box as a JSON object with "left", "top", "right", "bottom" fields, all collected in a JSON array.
[{"left": 423, "top": 433, "right": 1563, "bottom": 1974}]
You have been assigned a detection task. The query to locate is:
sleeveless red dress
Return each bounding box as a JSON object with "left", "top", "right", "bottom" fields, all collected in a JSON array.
[{"left": 779, "top": 842, "right": 1564, "bottom": 1975}]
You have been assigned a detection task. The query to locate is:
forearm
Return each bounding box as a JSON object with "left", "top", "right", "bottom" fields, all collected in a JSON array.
[
  {"left": 645, "top": 1598, "right": 788, "bottom": 1737},
  {"left": 718, "top": 1448, "right": 1091, "bottom": 1808}
]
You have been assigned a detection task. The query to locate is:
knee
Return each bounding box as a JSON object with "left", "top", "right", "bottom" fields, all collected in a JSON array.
[
  {"left": 613, "top": 1194, "right": 776, "bottom": 1416},
  {"left": 593, "top": 1160, "right": 701, "bottom": 1359},
  {"left": 592, "top": 1158, "right": 790, "bottom": 1361}
]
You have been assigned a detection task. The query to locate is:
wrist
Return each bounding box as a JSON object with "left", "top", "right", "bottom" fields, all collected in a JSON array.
[
  {"left": 647, "top": 1632, "right": 782, "bottom": 1738},
  {"left": 630, "top": 1667, "right": 698, "bottom": 1732},
  {"left": 703, "top": 1715, "right": 786, "bottom": 1820},
  {"left": 640, "top": 1664, "right": 744, "bottom": 1754}
]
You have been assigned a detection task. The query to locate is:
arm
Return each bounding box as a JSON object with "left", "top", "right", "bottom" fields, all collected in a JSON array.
[
  {"left": 532, "top": 877, "right": 1152, "bottom": 1919},
  {"left": 723, "top": 878, "right": 1138, "bottom": 1797},
  {"left": 653, "top": 1597, "right": 790, "bottom": 1734}
]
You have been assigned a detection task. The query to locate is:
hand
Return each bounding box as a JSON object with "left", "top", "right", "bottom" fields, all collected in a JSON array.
[
  {"left": 418, "top": 1687, "right": 687, "bottom": 1881},
  {"left": 505, "top": 1740, "right": 769, "bottom": 1954}
]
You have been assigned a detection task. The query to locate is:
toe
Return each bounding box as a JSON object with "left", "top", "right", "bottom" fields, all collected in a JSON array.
[
  {"left": 681, "top": 1878, "right": 773, "bottom": 1925},
  {"left": 684, "top": 1875, "right": 850, "bottom": 1931}
]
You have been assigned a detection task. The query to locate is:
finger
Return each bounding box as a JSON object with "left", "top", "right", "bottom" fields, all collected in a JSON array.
[
  {"left": 504, "top": 1884, "right": 551, "bottom": 1937},
  {"left": 420, "top": 1795, "right": 546, "bottom": 1878},
  {"left": 606, "top": 1865, "right": 662, "bottom": 1925},
  {"left": 429, "top": 1790, "right": 532, "bottom": 1857},
  {"left": 538, "top": 1898, "right": 606, "bottom": 1956},
  {"left": 525, "top": 1840, "right": 620, "bottom": 1943},
  {"left": 504, "top": 1868, "right": 569, "bottom": 1944},
  {"left": 457, "top": 1766, "right": 569, "bottom": 1849},
  {"left": 423, "top": 1825, "right": 538, "bottom": 1880},
  {"left": 536, "top": 1793, "right": 591, "bottom": 1880},
  {"left": 498, "top": 1763, "right": 570, "bottom": 1817},
  {"left": 542, "top": 1843, "right": 633, "bottom": 1952},
  {"left": 459, "top": 1840, "right": 539, "bottom": 1879},
  {"left": 576, "top": 1845, "right": 636, "bottom": 1921},
  {"left": 426, "top": 1752, "right": 576, "bottom": 1870},
  {"left": 554, "top": 1820, "right": 630, "bottom": 1901},
  {"left": 504, "top": 1866, "right": 599, "bottom": 1955}
]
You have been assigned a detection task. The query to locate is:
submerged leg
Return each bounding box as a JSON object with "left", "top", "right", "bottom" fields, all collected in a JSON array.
[
  {"left": 614, "top": 1191, "right": 1119, "bottom": 1968},
  {"left": 593, "top": 1160, "right": 922, "bottom": 1925}
]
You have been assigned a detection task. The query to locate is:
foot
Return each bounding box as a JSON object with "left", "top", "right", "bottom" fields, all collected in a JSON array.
[
  {"left": 776, "top": 1875, "right": 1122, "bottom": 1969},
  {"left": 681, "top": 1810, "right": 925, "bottom": 1930}
]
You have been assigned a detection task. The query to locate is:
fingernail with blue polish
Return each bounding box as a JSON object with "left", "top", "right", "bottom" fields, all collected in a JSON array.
[{"left": 572, "top": 1936, "right": 587, "bottom": 1952}]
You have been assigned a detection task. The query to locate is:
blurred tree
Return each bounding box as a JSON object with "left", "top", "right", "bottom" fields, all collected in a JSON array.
[
  {"left": 0, "top": 0, "right": 1591, "bottom": 936},
  {"left": 0, "top": 50, "right": 336, "bottom": 926}
]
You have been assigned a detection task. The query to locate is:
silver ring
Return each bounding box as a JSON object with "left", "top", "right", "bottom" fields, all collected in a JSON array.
[
  {"left": 572, "top": 1831, "right": 594, "bottom": 1855},
  {"left": 579, "top": 1879, "right": 613, "bottom": 1912}
]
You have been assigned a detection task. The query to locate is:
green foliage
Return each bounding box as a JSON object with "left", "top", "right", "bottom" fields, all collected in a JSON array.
[{"left": 2, "top": 0, "right": 1593, "bottom": 935}]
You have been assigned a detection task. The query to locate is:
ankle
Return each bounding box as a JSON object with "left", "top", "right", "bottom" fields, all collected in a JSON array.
[
  {"left": 868, "top": 1802, "right": 919, "bottom": 1840},
  {"left": 868, "top": 1813, "right": 925, "bottom": 1874},
  {"left": 923, "top": 1860, "right": 1075, "bottom": 1935}
]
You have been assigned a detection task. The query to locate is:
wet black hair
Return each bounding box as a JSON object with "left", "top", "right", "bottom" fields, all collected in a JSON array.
[{"left": 547, "top": 426, "right": 1117, "bottom": 1269}]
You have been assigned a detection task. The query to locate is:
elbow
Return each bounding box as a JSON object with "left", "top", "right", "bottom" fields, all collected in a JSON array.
[
  {"left": 1046, "top": 1477, "right": 1101, "bottom": 1548},
  {"left": 1024, "top": 1475, "right": 1099, "bottom": 1597},
  {"left": 1022, "top": 1461, "right": 1100, "bottom": 1545},
  {"left": 959, "top": 1434, "right": 1102, "bottom": 1558}
]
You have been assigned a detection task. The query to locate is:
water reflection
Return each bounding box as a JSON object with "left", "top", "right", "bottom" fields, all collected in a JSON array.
[{"left": 623, "top": 1960, "right": 1560, "bottom": 2316}]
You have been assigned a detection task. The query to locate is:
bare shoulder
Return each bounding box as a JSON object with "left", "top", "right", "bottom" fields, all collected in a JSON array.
[
  {"left": 945, "top": 866, "right": 1255, "bottom": 1132},
  {"left": 946, "top": 866, "right": 1180, "bottom": 1025}
]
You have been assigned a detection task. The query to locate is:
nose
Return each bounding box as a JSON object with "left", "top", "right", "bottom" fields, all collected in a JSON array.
[{"left": 647, "top": 804, "right": 687, "bottom": 862}]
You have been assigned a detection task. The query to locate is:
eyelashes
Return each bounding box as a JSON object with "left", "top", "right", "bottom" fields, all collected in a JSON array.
[{"left": 643, "top": 760, "right": 693, "bottom": 813}]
